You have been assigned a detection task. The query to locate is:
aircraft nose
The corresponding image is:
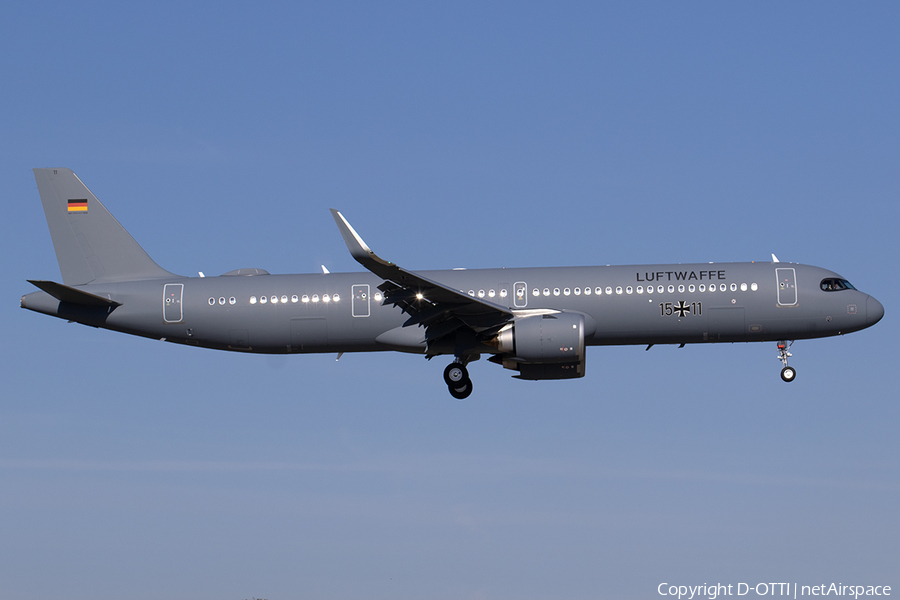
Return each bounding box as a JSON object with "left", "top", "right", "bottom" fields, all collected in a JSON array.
[{"left": 867, "top": 295, "right": 885, "bottom": 327}]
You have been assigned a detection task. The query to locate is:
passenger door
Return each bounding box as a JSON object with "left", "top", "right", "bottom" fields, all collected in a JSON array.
[
  {"left": 776, "top": 268, "right": 797, "bottom": 306},
  {"left": 163, "top": 283, "right": 183, "bottom": 323}
]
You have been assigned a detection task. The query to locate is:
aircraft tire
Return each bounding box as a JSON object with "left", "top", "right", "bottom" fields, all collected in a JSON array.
[
  {"left": 448, "top": 381, "right": 473, "bottom": 400},
  {"left": 780, "top": 366, "right": 796, "bottom": 382},
  {"left": 443, "top": 363, "right": 470, "bottom": 387}
]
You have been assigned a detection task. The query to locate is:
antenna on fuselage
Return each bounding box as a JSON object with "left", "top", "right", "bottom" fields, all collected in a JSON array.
[{"left": 771, "top": 254, "right": 780, "bottom": 263}]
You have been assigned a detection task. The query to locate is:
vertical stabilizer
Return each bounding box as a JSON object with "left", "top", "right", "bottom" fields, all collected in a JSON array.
[{"left": 33, "top": 168, "right": 176, "bottom": 285}]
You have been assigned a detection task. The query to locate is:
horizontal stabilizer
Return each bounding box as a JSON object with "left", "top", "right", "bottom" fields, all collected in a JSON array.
[{"left": 27, "top": 280, "right": 121, "bottom": 307}]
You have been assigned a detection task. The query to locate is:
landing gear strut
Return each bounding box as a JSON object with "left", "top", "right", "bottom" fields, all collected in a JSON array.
[
  {"left": 443, "top": 359, "right": 472, "bottom": 399},
  {"left": 777, "top": 340, "right": 796, "bottom": 382}
]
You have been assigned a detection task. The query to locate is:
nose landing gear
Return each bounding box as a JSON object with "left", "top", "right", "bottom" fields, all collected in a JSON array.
[
  {"left": 777, "top": 340, "right": 796, "bottom": 382},
  {"left": 443, "top": 360, "right": 473, "bottom": 399}
]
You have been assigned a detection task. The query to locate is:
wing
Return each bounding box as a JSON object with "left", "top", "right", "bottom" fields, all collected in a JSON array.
[{"left": 330, "top": 209, "right": 513, "bottom": 354}]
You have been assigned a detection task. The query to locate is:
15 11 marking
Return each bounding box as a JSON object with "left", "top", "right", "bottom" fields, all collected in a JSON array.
[{"left": 660, "top": 301, "right": 702, "bottom": 318}]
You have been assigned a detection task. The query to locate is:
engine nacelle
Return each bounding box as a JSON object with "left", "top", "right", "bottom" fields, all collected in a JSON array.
[{"left": 493, "top": 312, "right": 586, "bottom": 380}]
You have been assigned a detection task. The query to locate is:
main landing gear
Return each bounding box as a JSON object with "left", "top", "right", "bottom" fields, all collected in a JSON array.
[
  {"left": 443, "top": 360, "right": 473, "bottom": 399},
  {"left": 777, "top": 340, "right": 796, "bottom": 382}
]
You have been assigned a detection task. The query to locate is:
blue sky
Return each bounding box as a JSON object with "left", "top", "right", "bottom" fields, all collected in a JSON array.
[{"left": 1, "top": 2, "right": 898, "bottom": 599}]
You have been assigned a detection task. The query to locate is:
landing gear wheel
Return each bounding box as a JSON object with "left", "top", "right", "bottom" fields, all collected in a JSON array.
[
  {"left": 781, "top": 366, "right": 796, "bottom": 382},
  {"left": 776, "top": 340, "right": 795, "bottom": 383},
  {"left": 448, "top": 380, "right": 473, "bottom": 399},
  {"left": 443, "top": 363, "right": 469, "bottom": 387}
]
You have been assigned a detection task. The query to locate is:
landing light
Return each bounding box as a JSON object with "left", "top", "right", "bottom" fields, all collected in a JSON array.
[{"left": 416, "top": 293, "right": 424, "bottom": 300}]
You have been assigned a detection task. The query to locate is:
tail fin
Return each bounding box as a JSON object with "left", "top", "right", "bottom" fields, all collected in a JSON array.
[{"left": 33, "top": 168, "right": 176, "bottom": 285}]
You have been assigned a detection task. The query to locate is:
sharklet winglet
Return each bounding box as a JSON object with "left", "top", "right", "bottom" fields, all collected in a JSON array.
[{"left": 329, "top": 209, "right": 397, "bottom": 276}]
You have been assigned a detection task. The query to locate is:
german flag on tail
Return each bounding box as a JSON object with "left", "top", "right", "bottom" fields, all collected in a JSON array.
[{"left": 67, "top": 199, "right": 87, "bottom": 213}]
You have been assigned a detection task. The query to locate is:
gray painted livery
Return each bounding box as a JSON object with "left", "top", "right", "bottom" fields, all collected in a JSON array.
[{"left": 21, "top": 169, "right": 884, "bottom": 398}]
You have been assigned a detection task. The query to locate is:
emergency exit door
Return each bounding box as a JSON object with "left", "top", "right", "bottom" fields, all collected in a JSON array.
[
  {"left": 514, "top": 281, "right": 528, "bottom": 308},
  {"left": 352, "top": 284, "right": 370, "bottom": 317}
]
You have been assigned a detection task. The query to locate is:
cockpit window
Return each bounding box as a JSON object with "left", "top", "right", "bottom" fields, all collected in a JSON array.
[{"left": 820, "top": 278, "right": 856, "bottom": 292}]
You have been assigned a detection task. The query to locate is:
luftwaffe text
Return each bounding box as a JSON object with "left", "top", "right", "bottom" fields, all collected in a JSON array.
[{"left": 637, "top": 270, "right": 726, "bottom": 282}]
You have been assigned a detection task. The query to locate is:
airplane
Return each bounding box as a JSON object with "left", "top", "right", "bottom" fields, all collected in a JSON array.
[{"left": 21, "top": 168, "right": 884, "bottom": 398}]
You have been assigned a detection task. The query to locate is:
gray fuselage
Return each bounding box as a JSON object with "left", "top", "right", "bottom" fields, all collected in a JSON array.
[{"left": 21, "top": 261, "right": 884, "bottom": 355}]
